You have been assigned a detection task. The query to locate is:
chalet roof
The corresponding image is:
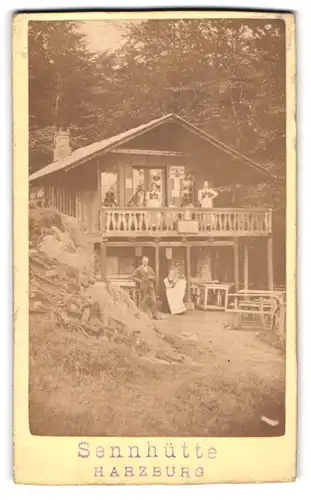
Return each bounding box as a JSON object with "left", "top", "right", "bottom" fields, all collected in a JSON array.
[{"left": 30, "top": 113, "right": 270, "bottom": 182}]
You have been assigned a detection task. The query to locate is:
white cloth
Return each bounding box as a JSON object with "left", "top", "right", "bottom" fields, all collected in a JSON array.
[
  {"left": 145, "top": 192, "right": 162, "bottom": 227},
  {"left": 146, "top": 191, "right": 162, "bottom": 207},
  {"left": 198, "top": 189, "right": 216, "bottom": 227},
  {"left": 198, "top": 189, "right": 214, "bottom": 208},
  {"left": 164, "top": 278, "right": 187, "bottom": 315}
]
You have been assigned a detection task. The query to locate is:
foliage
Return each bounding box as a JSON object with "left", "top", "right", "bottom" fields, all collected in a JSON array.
[
  {"left": 113, "top": 20, "right": 285, "bottom": 168},
  {"left": 28, "top": 19, "right": 286, "bottom": 209},
  {"left": 28, "top": 21, "right": 116, "bottom": 169}
]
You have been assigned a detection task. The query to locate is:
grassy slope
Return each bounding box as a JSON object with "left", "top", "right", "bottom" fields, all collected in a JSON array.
[{"left": 29, "top": 312, "right": 285, "bottom": 437}]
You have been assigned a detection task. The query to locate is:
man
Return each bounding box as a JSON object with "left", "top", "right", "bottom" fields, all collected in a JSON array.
[{"left": 131, "top": 256, "right": 159, "bottom": 319}]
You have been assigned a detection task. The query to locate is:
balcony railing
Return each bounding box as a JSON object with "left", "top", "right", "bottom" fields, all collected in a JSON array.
[{"left": 100, "top": 207, "right": 272, "bottom": 237}]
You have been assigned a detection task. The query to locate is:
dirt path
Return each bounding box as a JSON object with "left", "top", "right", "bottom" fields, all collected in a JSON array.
[{"left": 151, "top": 311, "right": 285, "bottom": 436}]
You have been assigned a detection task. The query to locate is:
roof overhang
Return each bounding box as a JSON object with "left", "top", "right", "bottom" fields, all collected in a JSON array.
[{"left": 29, "top": 113, "right": 272, "bottom": 183}]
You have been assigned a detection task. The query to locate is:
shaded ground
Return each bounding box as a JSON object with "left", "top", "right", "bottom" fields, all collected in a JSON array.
[{"left": 29, "top": 310, "right": 285, "bottom": 437}]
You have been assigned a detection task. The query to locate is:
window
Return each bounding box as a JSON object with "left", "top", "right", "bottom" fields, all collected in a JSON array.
[{"left": 101, "top": 171, "right": 118, "bottom": 207}]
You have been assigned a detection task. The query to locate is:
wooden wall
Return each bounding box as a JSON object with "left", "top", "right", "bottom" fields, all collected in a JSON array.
[
  {"left": 33, "top": 158, "right": 100, "bottom": 234},
  {"left": 100, "top": 152, "right": 217, "bottom": 208},
  {"left": 99, "top": 152, "right": 192, "bottom": 207},
  {"left": 31, "top": 148, "right": 222, "bottom": 234}
]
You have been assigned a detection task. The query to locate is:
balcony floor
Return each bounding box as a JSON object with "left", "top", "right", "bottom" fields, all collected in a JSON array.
[{"left": 100, "top": 230, "right": 270, "bottom": 239}]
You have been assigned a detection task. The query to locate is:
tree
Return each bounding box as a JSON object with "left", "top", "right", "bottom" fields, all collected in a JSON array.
[
  {"left": 29, "top": 18, "right": 286, "bottom": 208},
  {"left": 111, "top": 19, "right": 285, "bottom": 172},
  {"left": 28, "top": 21, "right": 117, "bottom": 171}
]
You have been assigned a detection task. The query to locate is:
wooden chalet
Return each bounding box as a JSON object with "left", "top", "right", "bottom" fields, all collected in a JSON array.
[{"left": 29, "top": 114, "right": 274, "bottom": 308}]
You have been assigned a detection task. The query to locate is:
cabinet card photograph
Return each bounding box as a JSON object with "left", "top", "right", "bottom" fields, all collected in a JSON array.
[{"left": 13, "top": 10, "right": 296, "bottom": 484}]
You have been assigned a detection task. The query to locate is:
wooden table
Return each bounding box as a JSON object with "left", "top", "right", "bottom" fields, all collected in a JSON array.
[{"left": 191, "top": 280, "right": 234, "bottom": 311}]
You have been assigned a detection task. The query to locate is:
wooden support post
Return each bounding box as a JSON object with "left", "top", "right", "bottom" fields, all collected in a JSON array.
[
  {"left": 135, "top": 246, "right": 142, "bottom": 268},
  {"left": 56, "top": 187, "right": 60, "bottom": 212},
  {"left": 267, "top": 235, "right": 274, "bottom": 290},
  {"left": 155, "top": 241, "right": 160, "bottom": 296},
  {"left": 234, "top": 238, "right": 239, "bottom": 292},
  {"left": 243, "top": 242, "right": 249, "bottom": 291},
  {"left": 65, "top": 189, "right": 68, "bottom": 214},
  {"left": 62, "top": 188, "right": 65, "bottom": 213},
  {"left": 185, "top": 244, "right": 193, "bottom": 307},
  {"left": 93, "top": 243, "right": 101, "bottom": 278},
  {"left": 100, "top": 240, "right": 107, "bottom": 282}
]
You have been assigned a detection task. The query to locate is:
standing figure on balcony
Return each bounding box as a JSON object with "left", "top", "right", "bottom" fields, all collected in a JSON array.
[
  {"left": 198, "top": 181, "right": 218, "bottom": 228},
  {"left": 181, "top": 174, "right": 195, "bottom": 207},
  {"left": 102, "top": 185, "right": 117, "bottom": 207},
  {"left": 145, "top": 182, "right": 163, "bottom": 229},
  {"left": 128, "top": 183, "right": 145, "bottom": 208}
]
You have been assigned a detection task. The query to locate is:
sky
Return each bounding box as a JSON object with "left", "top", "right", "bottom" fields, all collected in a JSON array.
[
  {"left": 78, "top": 20, "right": 139, "bottom": 53},
  {"left": 77, "top": 19, "right": 271, "bottom": 54}
]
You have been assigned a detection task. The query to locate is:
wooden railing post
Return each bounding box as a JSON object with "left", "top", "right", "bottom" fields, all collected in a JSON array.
[{"left": 100, "top": 239, "right": 107, "bottom": 283}]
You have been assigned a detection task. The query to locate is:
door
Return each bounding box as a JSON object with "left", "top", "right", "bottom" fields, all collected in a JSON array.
[{"left": 130, "top": 166, "right": 167, "bottom": 207}]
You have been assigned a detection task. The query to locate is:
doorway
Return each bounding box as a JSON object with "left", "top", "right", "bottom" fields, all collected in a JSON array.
[{"left": 132, "top": 166, "right": 167, "bottom": 206}]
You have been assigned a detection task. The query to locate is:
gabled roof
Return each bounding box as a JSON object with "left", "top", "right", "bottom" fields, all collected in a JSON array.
[{"left": 29, "top": 113, "right": 270, "bottom": 182}]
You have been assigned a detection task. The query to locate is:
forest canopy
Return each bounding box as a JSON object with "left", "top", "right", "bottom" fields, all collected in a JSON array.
[{"left": 28, "top": 19, "right": 286, "bottom": 209}]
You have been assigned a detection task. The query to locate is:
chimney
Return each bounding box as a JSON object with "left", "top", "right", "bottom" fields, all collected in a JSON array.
[{"left": 53, "top": 128, "right": 71, "bottom": 162}]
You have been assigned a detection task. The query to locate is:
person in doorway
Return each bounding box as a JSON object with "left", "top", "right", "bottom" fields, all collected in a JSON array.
[
  {"left": 130, "top": 256, "right": 160, "bottom": 319},
  {"left": 164, "top": 267, "right": 187, "bottom": 315},
  {"left": 145, "top": 182, "right": 163, "bottom": 229},
  {"left": 146, "top": 182, "right": 163, "bottom": 207}
]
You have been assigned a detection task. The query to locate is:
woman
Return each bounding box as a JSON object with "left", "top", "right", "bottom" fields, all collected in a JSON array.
[
  {"left": 198, "top": 181, "right": 218, "bottom": 228},
  {"left": 128, "top": 183, "right": 145, "bottom": 208},
  {"left": 145, "top": 183, "right": 163, "bottom": 229},
  {"left": 164, "top": 268, "right": 186, "bottom": 315},
  {"left": 198, "top": 181, "right": 218, "bottom": 208},
  {"left": 102, "top": 187, "right": 117, "bottom": 207},
  {"left": 181, "top": 174, "right": 195, "bottom": 207}
]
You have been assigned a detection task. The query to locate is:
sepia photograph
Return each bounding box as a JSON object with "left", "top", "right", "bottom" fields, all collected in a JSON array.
[{"left": 27, "top": 15, "right": 288, "bottom": 441}]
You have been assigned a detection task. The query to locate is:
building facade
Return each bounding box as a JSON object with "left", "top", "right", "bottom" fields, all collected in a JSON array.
[{"left": 30, "top": 114, "right": 273, "bottom": 308}]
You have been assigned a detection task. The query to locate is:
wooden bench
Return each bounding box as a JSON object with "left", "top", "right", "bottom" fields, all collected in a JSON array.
[{"left": 226, "top": 291, "right": 285, "bottom": 332}]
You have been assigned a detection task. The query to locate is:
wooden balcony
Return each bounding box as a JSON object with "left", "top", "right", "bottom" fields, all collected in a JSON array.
[{"left": 99, "top": 207, "right": 272, "bottom": 238}]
